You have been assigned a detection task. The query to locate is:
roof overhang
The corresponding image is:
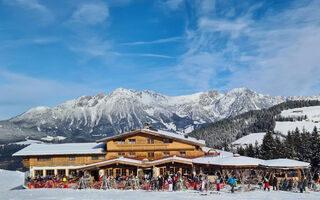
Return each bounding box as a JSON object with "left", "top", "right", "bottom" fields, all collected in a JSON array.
[{"left": 76, "top": 156, "right": 193, "bottom": 170}]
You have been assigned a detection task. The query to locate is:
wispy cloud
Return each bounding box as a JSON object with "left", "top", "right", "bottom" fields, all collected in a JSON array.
[
  {"left": 121, "top": 37, "right": 183, "bottom": 45},
  {"left": 174, "top": 0, "right": 320, "bottom": 96},
  {"left": 69, "top": 3, "right": 109, "bottom": 25},
  {"left": 3, "top": 0, "right": 54, "bottom": 23},
  {"left": 132, "top": 53, "right": 175, "bottom": 59}
]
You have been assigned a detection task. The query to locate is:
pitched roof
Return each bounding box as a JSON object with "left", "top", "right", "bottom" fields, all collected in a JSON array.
[
  {"left": 12, "top": 142, "right": 106, "bottom": 156},
  {"left": 96, "top": 128, "right": 206, "bottom": 146}
]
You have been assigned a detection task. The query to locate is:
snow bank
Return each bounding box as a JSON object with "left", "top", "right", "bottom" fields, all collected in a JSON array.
[
  {"left": 0, "top": 169, "right": 24, "bottom": 191},
  {"left": 1, "top": 187, "right": 320, "bottom": 200}
]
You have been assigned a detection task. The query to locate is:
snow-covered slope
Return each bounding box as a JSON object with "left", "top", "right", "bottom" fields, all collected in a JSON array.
[
  {"left": 274, "top": 106, "right": 320, "bottom": 135},
  {"left": 232, "top": 133, "right": 267, "bottom": 147},
  {"left": 1, "top": 88, "right": 320, "bottom": 143}
]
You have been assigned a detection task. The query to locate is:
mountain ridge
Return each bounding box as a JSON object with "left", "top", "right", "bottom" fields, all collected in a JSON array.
[{"left": 1, "top": 88, "right": 320, "bottom": 144}]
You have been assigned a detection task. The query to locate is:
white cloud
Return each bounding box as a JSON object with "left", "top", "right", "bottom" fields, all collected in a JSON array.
[
  {"left": 71, "top": 3, "right": 109, "bottom": 25},
  {"left": 175, "top": 0, "right": 320, "bottom": 96}
]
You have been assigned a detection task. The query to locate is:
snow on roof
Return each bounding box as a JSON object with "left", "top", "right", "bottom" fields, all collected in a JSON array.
[
  {"left": 193, "top": 155, "right": 264, "bottom": 166},
  {"left": 13, "top": 142, "right": 106, "bottom": 156},
  {"left": 232, "top": 133, "right": 266, "bottom": 147},
  {"left": 261, "top": 159, "right": 310, "bottom": 168},
  {"left": 77, "top": 156, "right": 193, "bottom": 169},
  {"left": 97, "top": 128, "right": 206, "bottom": 146},
  {"left": 214, "top": 149, "right": 234, "bottom": 158},
  {"left": 217, "top": 156, "right": 264, "bottom": 166}
]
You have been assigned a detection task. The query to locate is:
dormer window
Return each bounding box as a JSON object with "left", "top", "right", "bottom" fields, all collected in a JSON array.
[{"left": 128, "top": 139, "right": 136, "bottom": 144}]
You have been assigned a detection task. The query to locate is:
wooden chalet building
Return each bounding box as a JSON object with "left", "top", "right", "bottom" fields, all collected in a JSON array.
[{"left": 13, "top": 127, "right": 310, "bottom": 180}]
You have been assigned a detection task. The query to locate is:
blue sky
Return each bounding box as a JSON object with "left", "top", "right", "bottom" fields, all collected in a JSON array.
[{"left": 0, "top": 0, "right": 320, "bottom": 119}]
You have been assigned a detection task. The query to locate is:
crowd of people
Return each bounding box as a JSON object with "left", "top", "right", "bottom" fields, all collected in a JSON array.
[{"left": 25, "top": 172, "right": 320, "bottom": 194}]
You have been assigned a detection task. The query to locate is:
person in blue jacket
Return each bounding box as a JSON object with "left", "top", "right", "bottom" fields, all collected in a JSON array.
[{"left": 228, "top": 176, "right": 235, "bottom": 193}]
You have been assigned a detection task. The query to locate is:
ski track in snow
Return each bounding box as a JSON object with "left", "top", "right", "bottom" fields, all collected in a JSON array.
[{"left": 1, "top": 170, "right": 319, "bottom": 200}]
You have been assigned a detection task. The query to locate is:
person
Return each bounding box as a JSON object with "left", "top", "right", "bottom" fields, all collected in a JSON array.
[
  {"left": 228, "top": 176, "right": 235, "bottom": 193},
  {"left": 272, "top": 177, "right": 278, "bottom": 191},
  {"left": 168, "top": 176, "right": 173, "bottom": 191},
  {"left": 201, "top": 175, "right": 206, "bottom": 192},
  {"left": 264, "top": 178, "right": 270, "bottom": 191},
  {"left": 303, "top": 178, "right": 309, "bottom": 193},
  {"left": 216, "top": 177, "right": 220, "bottom": 191},
  {"left": 288, "top": 178, "right": 293, "bottom": 191},
  {"left": 193, "top": 176, "right": 198, "bottom": 190},
  {"left": 158, "top": 175, "right": 163, "bottom": 191},
  {"left": 298, "top": 180, "right": 303, "bottom": 193}
]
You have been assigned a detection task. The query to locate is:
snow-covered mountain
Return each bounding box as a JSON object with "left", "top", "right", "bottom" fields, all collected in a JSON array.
[{"left": 0, "top": 88, "right": 319, "bottom": 143}]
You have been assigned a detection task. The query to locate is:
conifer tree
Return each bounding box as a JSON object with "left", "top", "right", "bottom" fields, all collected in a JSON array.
[
  {"left": 311, "top": 127, "right": 320, "bottom": 172},
  {"left": 260, "top": 131, "right": 276, "bottom": 159}
]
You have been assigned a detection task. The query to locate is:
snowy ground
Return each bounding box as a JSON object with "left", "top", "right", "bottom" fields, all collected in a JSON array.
[
  {"left": 274, "top": 106, "right": 320, "bottom": 135},
  {"left": 1, "top": 169, "right": 319, "bottom": 200}
]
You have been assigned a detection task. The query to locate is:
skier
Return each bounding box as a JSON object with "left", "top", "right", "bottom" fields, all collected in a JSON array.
[{"left": 228, "top": 176, "right": 235, "bottom": 193}]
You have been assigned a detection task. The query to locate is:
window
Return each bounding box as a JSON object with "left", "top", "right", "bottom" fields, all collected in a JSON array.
[
  {"left": 46, "top": 170, "right": 54, "bottom": 176},
  {"left": 117, "top": 140, "right": 125, "bottom": 144},
  {"left": 116, "top": 169, "right": 121, "bottom": 176},
  {"left": 179, "top": 152, "right": 186, "bottom": 157},
  {"left": 98, "top": 155, "right": 105, "bottom": 160},
  {"left": 118, "top": 152, "right": 125, "bottom": 158},
  {"left": 69, "top": 156, "right": 75, "bottom": 161},
  {"left": 163, "top": 138, "right": 172, "bottom": 143},
  {"left": 128, "top": 139, "right": 136, "bottom": 144},
  {"left": 37, "top": 157, "right": 51, "bottom": 161},
  {"left": 163, "top": 152, "right": 170, "bottom": 157},
  {"left": 122, "top": 169, "right": 127, "bottom": 176},
  {"left": 147, "top": 138, "right": 154, "bottom": 144},
  {"left": 35, "top": 170, "right": 43, "bottom": 176},
  {"left": 108, "top": 169, "right": 113, "bottom": 176},
  {"left": 57, "top": 169, "right": 66, "bottom": 175},
  {"left": 129, "top": 152, "right": 136, "bottom": 158},
  {"left": 92, "top": 156, "right": 98, "bottom": 160},
  {"left": 148, "top": 152, "right": 154, "bottom": 157}
]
